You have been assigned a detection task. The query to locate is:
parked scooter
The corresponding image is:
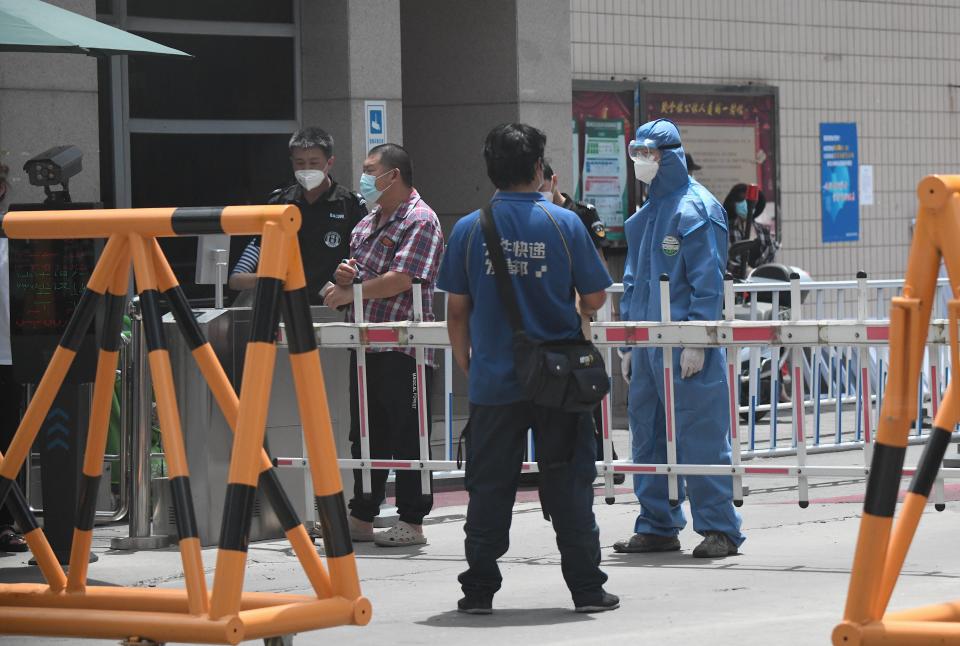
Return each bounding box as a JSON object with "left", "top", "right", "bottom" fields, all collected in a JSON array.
[{"left": 727, "top": 240, "right": 813, "bottom": 421}]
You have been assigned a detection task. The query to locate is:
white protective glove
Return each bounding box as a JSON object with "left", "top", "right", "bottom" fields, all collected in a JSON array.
[
  {"left": 680, "top": 347, "right": 705, "bottom": 379},
  {"left": 617, "top": 348, "right": 632, "bottom": 384}
]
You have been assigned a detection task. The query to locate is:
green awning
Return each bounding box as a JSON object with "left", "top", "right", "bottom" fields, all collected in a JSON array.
[{"left": 0, "top": 0, "right": 189, "bottom": 57}]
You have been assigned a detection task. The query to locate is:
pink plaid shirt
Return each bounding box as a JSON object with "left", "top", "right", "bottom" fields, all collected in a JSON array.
[{"left": 348, "top": 189, "right": 444, "bottom": 365}]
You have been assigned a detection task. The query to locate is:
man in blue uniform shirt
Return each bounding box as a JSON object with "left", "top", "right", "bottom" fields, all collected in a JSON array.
[
  {"left": 438, "top": 123, "right": 618, "bottom": 614},
  {"left": 614, "top": 119, "right": 745, "bottom": 559}
]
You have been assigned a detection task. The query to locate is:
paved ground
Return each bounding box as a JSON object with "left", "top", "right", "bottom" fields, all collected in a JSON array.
[{"left": 3, "top": 423, "right": 960, "bottom": 645}]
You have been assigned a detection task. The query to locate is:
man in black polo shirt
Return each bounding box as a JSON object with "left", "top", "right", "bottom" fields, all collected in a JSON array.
[
  {"left": 542, "top": 162, "right": 609, "bottom": 253},
  {"left": 229, "top": 127, "right": 366, "bottom": 302},
  {"left": 541, "top": 163, "right": 622, "bottom": 481}
]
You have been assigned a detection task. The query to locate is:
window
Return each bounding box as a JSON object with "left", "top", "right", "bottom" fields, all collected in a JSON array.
[
  {"left": 127, "top": 0, "right": 293, "bottom": 23},
  {"left": 97, "top": 0, "right": 299, "bottom": 303},
  {"left": 128, "top": 33, "right": 295, "bottom": 120},
  {"left": 130, "top": 134, "right": 291, "bottom": 208},
  {"left": 131, "top": 133, "right": 291, "bottom": 301}
]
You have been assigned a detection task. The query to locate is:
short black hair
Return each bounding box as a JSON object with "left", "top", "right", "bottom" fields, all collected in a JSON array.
[
  {"left": 289, "top": 127, "right": 334, "bottom": 157},
  {"left": 542, "top": 161, "right": 555, "bottom": 180},
  {"left": 369, "top": 143, "right": 413, "bottom": 186},
  {"left": 483, "top": 123, "right": 546, "bottom": 190}
]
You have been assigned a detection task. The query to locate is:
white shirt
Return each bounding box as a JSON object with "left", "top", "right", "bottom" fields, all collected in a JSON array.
[{"left": 0, "top": 238, "right": 11, "bottom": 365}]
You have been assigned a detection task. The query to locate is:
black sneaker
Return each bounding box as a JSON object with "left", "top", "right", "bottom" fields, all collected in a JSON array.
[
  {"left": 457, "top": 595, "right": 493, "bottom": 615},
  {"left": 612, "top": 533, "right": 681, "bottom": 553},
  {"left": 575, "top": 591, "right": 620, "bottom": 613},
  {"left": 692, "top": 532, "right": 738, "bottom": 558}
]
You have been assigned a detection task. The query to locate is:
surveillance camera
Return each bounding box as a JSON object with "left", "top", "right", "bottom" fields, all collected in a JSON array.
[{"left": 23, "top": 145, "right": 82, "bottom": 188}]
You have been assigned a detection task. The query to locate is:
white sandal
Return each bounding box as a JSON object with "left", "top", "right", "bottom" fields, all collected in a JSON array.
[{"left": 374, "top": 521, "right": 426, "bottom": 547}]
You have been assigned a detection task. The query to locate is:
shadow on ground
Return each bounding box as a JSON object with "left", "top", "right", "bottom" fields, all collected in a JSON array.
[
  {"left": 418, "top": 607, "right": 595, "bottom": 628},
  {"left": 0, "top": 565, "right": 118, "bottom": 586}
]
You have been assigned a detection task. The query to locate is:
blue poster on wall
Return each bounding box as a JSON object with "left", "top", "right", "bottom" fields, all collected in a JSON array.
[{"left": 820, "top": 123, "right": 859, "bottom": 242}]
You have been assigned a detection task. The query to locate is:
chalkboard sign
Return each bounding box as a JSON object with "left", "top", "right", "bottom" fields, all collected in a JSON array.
[{"left": 7, "top": 202, "right": 100, "bottom": 384}]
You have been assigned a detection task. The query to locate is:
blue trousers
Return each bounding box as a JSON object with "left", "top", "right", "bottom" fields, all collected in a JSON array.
[
  {"left": 628, "top": 347, "right": 745, "bottom": 546},
  {"left": 458, "top": 402, "right": 608, "bottom": 603}
]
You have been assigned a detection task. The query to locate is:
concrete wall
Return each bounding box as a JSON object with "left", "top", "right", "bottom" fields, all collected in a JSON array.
[
  {"left": 301, "top": 0, "right": 403, "bottom": 191},
  {"left": 401, "top": 0, "right": 573, "bottom": 232},
  {"left": 570, "top": 0, "right": 960, "bottom": 281},
  {"left": 518, "top": 0, "right": 574, "bottom": 198},
  {"left": 400, "top": 0, "right": 573, "bottom": 413},
  {"left": 0, "top": 0, "right": 100, "bottom": 205}
]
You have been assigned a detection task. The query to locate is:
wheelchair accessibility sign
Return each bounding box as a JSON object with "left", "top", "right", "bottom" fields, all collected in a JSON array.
[{"left": 365, "top": 100, "right": 387, "bottom": 152}]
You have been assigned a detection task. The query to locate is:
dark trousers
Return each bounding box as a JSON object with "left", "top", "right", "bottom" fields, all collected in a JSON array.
[
  {"left": 592, "top": 404, "right": 618, "bottom": 461},
  {"left": 0, "top": 365, "right": 23, "bottom": 528},
  {"left": 348, "top": 351, "right": 434, "bottom": 525},
  {"left": 458, "top": 401, "right": 608, "bottom": 603}
]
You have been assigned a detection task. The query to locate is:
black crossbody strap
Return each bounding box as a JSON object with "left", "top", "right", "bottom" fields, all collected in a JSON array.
[{"left": 479, "top": 203, "right": 525, "bottom": 334}]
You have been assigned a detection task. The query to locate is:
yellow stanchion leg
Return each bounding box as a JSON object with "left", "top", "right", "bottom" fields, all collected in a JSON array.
[
  {"left": 282, "top": 239, "right": 364, "bottom": 606},
  {"left": 67, "top": 241, "right": 130, "bottom": 591},
  {"left": 837, "top": 176, "right": 960, "bottom": 644},
  {"left": 0, "top": 235, "right": 125, "bottom": 485},
  {"left": 209, "top": 222, "right": 289, "bottom": 620},
  {"left": 149, "top": 240, "right": 333, "bottom": 599},
  {"left": 129, "top": 234, "right": 208, "bottom": 616},
  {"left": 0, "top": 235, "right": 125, "bottom": 592}
]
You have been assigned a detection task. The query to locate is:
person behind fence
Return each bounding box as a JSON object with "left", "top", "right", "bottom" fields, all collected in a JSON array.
[
  {"left": 540, "top": 161, "right": 623, "bottom": 483},
  {"left": 614, "top": 118, "right": 745, "bottom": 559},
  {"left": 722, "top": 183, "right": 779, "bottom": 279},
  {"left": 438, "top": 122, "right": 619, "bottom": 614},
  {"left": 322, "top": 143, "right": 444, "bottom": 548},
  {"left": 228, "top": 126, "right": 366, "bottom": 302}
]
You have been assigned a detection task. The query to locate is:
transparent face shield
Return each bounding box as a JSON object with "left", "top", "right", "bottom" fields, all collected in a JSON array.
[
  {"left": 628, "top": 138, "right": 660, "bottom": 163},
  {"left": 627, "top": 138, "right": 682, "bottom": 163}
]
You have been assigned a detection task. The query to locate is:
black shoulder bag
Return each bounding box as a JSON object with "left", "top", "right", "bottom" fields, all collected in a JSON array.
[{"left": 479, "top": 203, "right": 609, "bottom": 412}]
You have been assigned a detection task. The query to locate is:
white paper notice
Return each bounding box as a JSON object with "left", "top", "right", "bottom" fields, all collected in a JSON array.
[
  {"left": 860, "top": 165, "right": 874, "bottom": 205},
  {"left": 680, "top": 123, "right": 759, "bottom": 202}
]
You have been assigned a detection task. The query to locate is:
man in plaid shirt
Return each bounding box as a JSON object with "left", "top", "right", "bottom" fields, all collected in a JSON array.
[{"left": 323, "top": 143, "right": 444, "bottom": 547}]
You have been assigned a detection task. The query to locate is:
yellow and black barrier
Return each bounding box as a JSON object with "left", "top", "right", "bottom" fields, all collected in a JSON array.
[
  {"left": 835, "top": 176, "right": 960, "bottom": 645},
  {"left": 0, "top": 205, "right": 369, "bottom": 644}
]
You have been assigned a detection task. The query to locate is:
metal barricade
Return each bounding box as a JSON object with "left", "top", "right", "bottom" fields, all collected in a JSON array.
[
  {"left": 263, "top": 276, "right": 957, "bottom": 512},
  {"left": 112, "top": 272, "right": 958, "bottom": 544}
]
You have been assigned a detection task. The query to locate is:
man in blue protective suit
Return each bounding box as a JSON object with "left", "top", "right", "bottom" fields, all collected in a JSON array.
[{"left": 613, "top": 119, "right": 745, "bottom": 559}]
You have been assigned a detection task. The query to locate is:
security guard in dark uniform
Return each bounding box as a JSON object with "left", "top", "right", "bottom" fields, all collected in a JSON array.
[
  {"left": 229, "top": 127, "right": 366, "bottom": 304},
  {"left": 542, "top": 163, "right": 622, "bottom": 482},
  {"left": 560, "top": 193, "right": 609, "bottom": 251}
]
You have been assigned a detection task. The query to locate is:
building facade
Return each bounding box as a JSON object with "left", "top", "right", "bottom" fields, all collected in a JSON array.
[
  {"left": 1, "top": 0, "right": 955, "bottom": 289},
  {"left": 571, "top": 0, "right": 960, "bottom": 280}
]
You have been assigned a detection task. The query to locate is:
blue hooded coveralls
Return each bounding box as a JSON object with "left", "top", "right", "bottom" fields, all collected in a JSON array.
[{"left": 622, "top": 119, "right": 745, "bottom": 546}]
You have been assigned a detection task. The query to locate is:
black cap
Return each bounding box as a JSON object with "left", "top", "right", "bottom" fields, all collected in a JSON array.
[{"left": 685, "top": 153, "right": 702, "bottom": 171}]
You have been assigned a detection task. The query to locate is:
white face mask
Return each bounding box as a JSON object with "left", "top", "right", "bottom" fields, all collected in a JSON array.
[
  {"left": 537, "top": 176, "right": 554, "bottom": 203},
  {"left": 634, "top": 159, "right": 659, "bottom": 185},
  {"left": 295, "top": 168, "right": 326, "bottom": 191}
]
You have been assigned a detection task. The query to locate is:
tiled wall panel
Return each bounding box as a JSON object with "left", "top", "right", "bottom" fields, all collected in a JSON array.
[{"left": 572, "top": 0, "right": 960, "bottom": 280}]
